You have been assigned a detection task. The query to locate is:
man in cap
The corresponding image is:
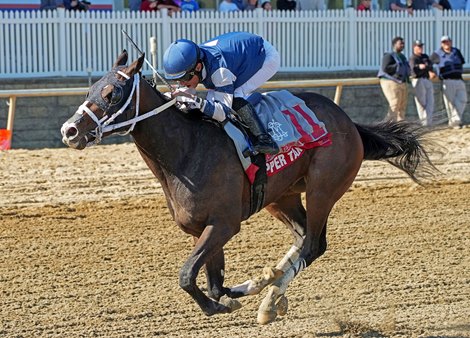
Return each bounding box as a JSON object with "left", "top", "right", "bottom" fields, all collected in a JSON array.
[
  {"left": 431, "top": 35, "right": 467, "bottom": 128},
  {"left": 409, "top": 39, "right": 436, "bottom": 126},
  {"left": 378, "top": 36, "right": 411, "bottom": 121}
]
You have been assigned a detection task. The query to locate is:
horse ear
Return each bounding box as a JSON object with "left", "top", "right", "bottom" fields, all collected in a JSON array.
[
  {"left": 127, "top": 53, "right": 145, "bottom": 76},
  {"left": 113, "top": 50, "right": 128, "bottom": 67}
]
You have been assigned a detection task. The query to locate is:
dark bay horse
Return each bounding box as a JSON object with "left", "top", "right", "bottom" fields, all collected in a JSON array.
[{"left": 61, "top": 51, "right": 434, "bottom": 324}]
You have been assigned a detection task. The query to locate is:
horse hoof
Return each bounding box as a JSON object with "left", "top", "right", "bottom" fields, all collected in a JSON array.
[
  {"left": 219, "top": 295, "right": 242, "bottom": 312},
  {"left": 257, "top": 310, "right": 277, "bottom": 325},
  {"left": 275, "top": 295, "right": 288, "bottom": 316},
  {"left": 263, "top": 267, "right": 283, "bottom": 282}
]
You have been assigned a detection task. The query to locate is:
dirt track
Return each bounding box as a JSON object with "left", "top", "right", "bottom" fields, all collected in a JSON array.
[{"left": 1, "top": 127, "right": 470, "bottom": 337}]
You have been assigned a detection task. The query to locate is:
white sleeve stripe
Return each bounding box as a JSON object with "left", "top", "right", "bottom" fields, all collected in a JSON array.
[
  {"left": 212, "top": 102, "right": 227, "bottom": 122},
  {"left": 213, "top": 91, "right": 233, "bottom": 109},
  {"left": 211, "top": 67, "right": 237, "bottom": 87}
]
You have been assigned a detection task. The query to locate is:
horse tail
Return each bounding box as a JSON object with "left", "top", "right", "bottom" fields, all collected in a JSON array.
[{"left": 354, "top": 121, "right": 437, "bottom": 183}]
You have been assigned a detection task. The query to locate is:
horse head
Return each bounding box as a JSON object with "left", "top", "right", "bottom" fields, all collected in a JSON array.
[{"left": 61, "top": 50, "right": 145, "bottom": 150}]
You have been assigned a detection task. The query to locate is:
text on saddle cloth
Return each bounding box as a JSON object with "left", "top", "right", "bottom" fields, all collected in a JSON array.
[{"left": 225, "top": 90, "right": 332, "bottom": 183}]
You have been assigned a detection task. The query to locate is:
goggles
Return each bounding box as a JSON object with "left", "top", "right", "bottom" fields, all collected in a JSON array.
[{"left": 176, "top": 69, "right": 197, "bottom": 82}]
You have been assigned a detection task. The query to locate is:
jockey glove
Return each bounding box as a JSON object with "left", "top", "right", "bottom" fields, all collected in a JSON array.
[{"left": 173, "top": 94, "right": 206, "bottom": 111}]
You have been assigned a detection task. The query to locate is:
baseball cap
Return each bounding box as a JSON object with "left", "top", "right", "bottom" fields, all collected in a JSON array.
[
  {"left": 440, "top": 35, "right": 451, "bottom": 42},
  {"left": 412, "top": 39, "right": 424, "bottom": 47}
]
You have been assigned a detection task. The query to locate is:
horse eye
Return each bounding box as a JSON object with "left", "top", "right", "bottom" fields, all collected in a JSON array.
[{"left": 110, "top": 87, "right": 123, "bottom": 105}]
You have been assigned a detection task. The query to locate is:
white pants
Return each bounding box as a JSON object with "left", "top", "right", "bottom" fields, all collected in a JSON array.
[
  {"left": 233, "top": 40, "right": 280, "bottom": 98},
  {"left": 443, "top": 79, "right": 467, "bottom": 127},
  {"left": 411, "top": 78, "right": 434, "bottom": 126}
]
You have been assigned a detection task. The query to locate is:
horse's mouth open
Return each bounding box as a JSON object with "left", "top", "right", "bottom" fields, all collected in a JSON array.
[{"left": 62, "top": 135, "right": 88, "bottom": 150}]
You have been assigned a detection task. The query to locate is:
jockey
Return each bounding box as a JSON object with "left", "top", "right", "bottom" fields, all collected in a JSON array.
[{"left": 162, "top": 31, "right": 280, "bottom": 155}]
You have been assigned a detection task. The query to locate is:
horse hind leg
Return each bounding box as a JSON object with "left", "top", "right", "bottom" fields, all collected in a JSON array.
[
  {"left": 271, "top": 194, "right": 307, "bottom": 272},
  {"left": 227, "top": 194, "right": 306, "bottom": 298},
  {"left": 258, "top": 168, "right": 359, "bottom": 323},
  {"left": 257, "top": 219, "right": 328, "bottom": 324}
]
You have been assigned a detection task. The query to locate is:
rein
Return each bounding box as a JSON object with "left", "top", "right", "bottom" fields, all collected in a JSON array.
[{"left": 76, "top": 72, "right": 176, "bottom": 147}]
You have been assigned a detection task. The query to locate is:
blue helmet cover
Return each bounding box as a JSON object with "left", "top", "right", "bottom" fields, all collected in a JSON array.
[{"left": 163, "top": 39, "right": 200, "bottom": 80}]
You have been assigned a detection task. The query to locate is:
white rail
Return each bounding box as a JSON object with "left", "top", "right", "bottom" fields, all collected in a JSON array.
[
  {"left": 0, "top": 8, "right": 469, "bottom": 78},
  {"left": 2, "top": 75, "right": 469, "bottom": 137}
]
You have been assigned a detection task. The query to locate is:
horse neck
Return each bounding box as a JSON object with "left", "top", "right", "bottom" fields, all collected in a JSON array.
[{"left": 130, "top": 79, "right": 197, "bottom": 179}]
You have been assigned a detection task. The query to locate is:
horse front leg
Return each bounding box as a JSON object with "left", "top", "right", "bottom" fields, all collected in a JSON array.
[
  {"left": 191, "top": 236, "right": 226, "bottom": 301},
  {"left": 202, "top": 246, "right": 225, "bottom": 300},
  {"left": 203, "top": 247, "right": 243, "bottom": 311},
  {"left": 180, "top": 224, "right": 242, "bottom": 316}
]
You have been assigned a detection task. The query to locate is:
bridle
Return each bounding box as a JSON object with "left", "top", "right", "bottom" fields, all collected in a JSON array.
[{"left": 62, "top": 70, "right": 176, "bottom": 148}]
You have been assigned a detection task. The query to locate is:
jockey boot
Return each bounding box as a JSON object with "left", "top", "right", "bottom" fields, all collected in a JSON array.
[{"left": 232, "top": 97, "right": 279, "bottom": 155}]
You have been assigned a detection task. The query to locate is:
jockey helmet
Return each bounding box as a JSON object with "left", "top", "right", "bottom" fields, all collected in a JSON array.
[{"left": 163, "top": 39, "right": 201, "bottom": 80}]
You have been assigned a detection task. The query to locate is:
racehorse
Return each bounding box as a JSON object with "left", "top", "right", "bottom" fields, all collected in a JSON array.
[{"left": 61, "top": 51, "right": 435, "bottom": 324}]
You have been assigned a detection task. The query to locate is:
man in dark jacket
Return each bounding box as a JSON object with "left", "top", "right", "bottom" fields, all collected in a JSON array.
[
  {"left": 378, "top": 36, "right": 411, "bottom": 121},
  {"left": 409, "top": 39, "right": 435, "bottom": 126}
]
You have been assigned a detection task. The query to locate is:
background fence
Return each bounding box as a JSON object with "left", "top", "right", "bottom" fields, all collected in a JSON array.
[{"left": 0, "top": 8, "right": 469, "bottom": 79}]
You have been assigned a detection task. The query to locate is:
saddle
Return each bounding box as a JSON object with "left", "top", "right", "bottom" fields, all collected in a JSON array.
[{"left": 223, "top": 90, "right": 332, "bottom": 214}]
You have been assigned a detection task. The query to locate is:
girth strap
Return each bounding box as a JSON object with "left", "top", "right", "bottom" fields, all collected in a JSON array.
[{"left": 249, "top": 153, "right": 267, "bottom": 215}]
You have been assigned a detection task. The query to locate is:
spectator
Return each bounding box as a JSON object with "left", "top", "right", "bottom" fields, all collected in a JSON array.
[
  {"left": 431, "top": 36, "right": 467, "bottom": 128},
  {"left": 411, "top": 0, "right": 442, "bottom": 9},
  {"left": 219, "top": 0, "right": 241, "bottom": 11},
  {"left": 64, "top": 0, "right": 90, "bottom": 11},
  {"left": 244, "top": 0, "right": 258, "bottom": 10},
  {"left": 277, "top": 0, "right": 296, "bottom": 10},
  {"left": 377, "top": 36, "right": 411, "bottom": 122},
  {"left": 157, "top": 0, "right": 181, "bottom": 13},
  {"left": 261, "top": 0, "right": 273, "bottom": 9},
  {"left": 232, "top": 0, "right": 245, "bottom": 9},
  {"left": 180, "top": 0, "right": 199, "bottom": 11},
  {"left": 141, "top": 0, "right": 181, "bottom": 14},
  {"left": 389, "top": 0, "right": 413, "bottom": 13},
  {"left": 296, "top": 0, "right": 325, "bottom": 10},
  {"left": 129, "top": 0, "right": 142, "bottom": 10},
  {"left": 409, "top": 40, "right": 435, "bottom": 126},
  {"left": 448, "top": 0, "right": 466, "bottom": 9},
  {"left": 140, "top": 0, "right": 158, "bottom": 10},
  {"left": 438, "top": 0, "right": 452, "bottom": 9},
  {"left": 40, "top": 0, "right": 64, "bottom": 10},
  {"left": 357, "top": 0, "right": 372, "bottom": 10}
]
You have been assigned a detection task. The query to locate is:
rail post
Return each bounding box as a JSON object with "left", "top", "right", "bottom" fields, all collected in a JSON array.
[
  {"left": 334, "top": 84, "right": 343, "bottom": 105},
  {"left": 150, "top": 36, "right": 158, "bottom": 84},
  {"left": 7, "top": 96, "right": 17, "bottom": 131}
]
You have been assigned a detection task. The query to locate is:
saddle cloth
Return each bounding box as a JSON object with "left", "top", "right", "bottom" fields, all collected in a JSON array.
[{"left": 224, "top": 90, "right": 332, "bottom": 184}]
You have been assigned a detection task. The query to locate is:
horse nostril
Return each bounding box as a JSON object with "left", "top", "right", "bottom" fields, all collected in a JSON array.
[{"left": 65, "top": 126, "right": 79, "bottom": 139}]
